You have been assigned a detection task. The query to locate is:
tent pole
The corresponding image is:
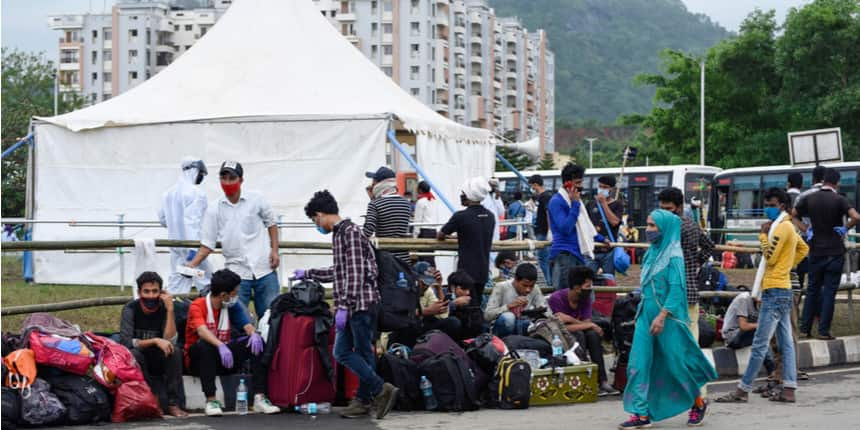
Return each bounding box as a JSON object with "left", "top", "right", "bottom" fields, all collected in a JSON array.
[
  {"left": 386, "top": 130, "right": 457, "bottom": 214},
  {"left": 494, "top": 151, "right": 530, "bottom": 187}
]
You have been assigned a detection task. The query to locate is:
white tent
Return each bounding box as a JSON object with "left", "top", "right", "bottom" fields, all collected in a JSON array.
[{"left": 32, "top": 0, "right": 494, "bottom": 286}]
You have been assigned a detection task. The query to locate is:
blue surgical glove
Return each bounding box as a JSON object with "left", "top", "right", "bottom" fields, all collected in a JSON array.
[
  {"left": 247, "top": 332, "right": 264, "bottom": 356},
  {"left": 292, "top": 269, "right": 306, "bottom": 280},
  {"left": 335, "top": 309, "right": 348, "bottom": 331},
  {"left": 217, "top": 343, "right": 234, "bottom": 369},
  {"left": 834, "top": 226, "right": 848, "bottom": 238},
  {"left": 186, "top": 250, "right": 197, "bottom": 262},
  {"left": 805, "top": 228, "right": 814, "bottom": 242}
]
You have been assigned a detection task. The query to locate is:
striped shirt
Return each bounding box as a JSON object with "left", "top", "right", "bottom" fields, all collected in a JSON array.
[
  {"left": 680, "top": 216, "right": 714, "bottom": 305},
  {"left": 308, "top": 219, "right": 380, "bottom": 313},
  {"left": 363, "top": 195, "right": 412, "bottom": 263}
]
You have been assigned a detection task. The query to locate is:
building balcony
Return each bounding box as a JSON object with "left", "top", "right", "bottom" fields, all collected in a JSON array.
[
  {"left": 470, "top": 36, "right": 482, "bottom": 45},
  {"left": 382, "top": 55, "right": 394, "bottom": 66},
  {"left": 382, "top": 33, "right": 393, "bottom": 43},
  {"left": 48, "top": 15, "right": 84, "bottom": 29},
  {"left": 345, "top": 34, "right": 360, "bottom": 45},
  {"left": 471, "top": 96, "right": 485, "bottom": 120},
  {"left": 434, "top": 103, "right": 449, "bottom": 112},
  {"left": 454, "top": 87, "right": 466, "bottom": 96},
  {"left": 470, "top": 54, "right": 482, "bottom": 64},
  {"left": 493, "top": 80, "right": 501, "bottom": 89},
  {"left": 336, "top": 13, "right": 357, "bottom": 22},
  {"left": 436, "top": 15, "right": 449, "bottom": 27},
  {"left": 470, "top": 74, "right": 483, "bottom": 84},
  {"left": 454, "top": 24, "right": 466, "bottom": 34},
  {"left": 453, "top": 45, "right": 466, "bottom": 55},
  {"left": 156, "top": 44, "right": 176, "bottom": 53},
  {"left": 58, "top": 62, "right": 80, "bottom": 71},
  {"left": 436, "top": 0, "right": 450, "bottom": 4}
]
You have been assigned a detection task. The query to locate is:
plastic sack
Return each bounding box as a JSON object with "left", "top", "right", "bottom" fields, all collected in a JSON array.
[
  {"left": 111, "top": 380, "right": 162, "bottom": 423},
  {"left": 28, "top": 331, "right": 94, "bottom": 376},
  {"left": 86, "top": 333, "right": 144, "bottom": 390}
]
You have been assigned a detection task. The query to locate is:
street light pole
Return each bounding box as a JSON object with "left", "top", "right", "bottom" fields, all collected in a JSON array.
[
  {"left": 700, "top": 60, "right": 705, "bottom": 165},
  {"left": 52, "top": 69, "right": 59, "bottom": 116},
  {"left": 585, "top": 137, "right": 597, "bottom": 169}
]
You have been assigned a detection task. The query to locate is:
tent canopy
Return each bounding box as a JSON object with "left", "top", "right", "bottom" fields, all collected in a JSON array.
[{"left": 37, "top": 0, "right": 490, "bottom": 144}]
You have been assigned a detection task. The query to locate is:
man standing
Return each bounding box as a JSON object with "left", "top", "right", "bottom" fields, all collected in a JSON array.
[
  {"left": 529, "top": 174, "right": 553, "bottom": 281},
  {"left": 658, "top": 187, "right": 714, "bottom": 342},
  {"left": 296, "top": 190, "right": 399, "bottom": 420},
  {"left": 506, "top": 192, "right": 526, "bottom": 240},
  {"left": 119, "top": 272, "right": 188, "bottom": 417},
  {"left": 184, "top": 269, "right": 279, "bottom": 416},
  {"left": 159, "top": 157, "right": 212, "bottom": 294},
  {"left": 438, "top": 178, "right": 496, "bottom": 306},
  {"left": 794, "top": 168, "right": 860, "bottom": 339},
  {"left": 717, "top": 188, "right": 808, "bottom": 404},
  {"left": 188, "top": 161, "right": 280, "bottom": 318},
  {"left": 786, "top": 172, "right": 803, "bottom": 209},
  {"left": 363, "top": 166, "right": 412, "bottom": 264},
  {"left": 548, "top": 163, "right": 588, "bottom": 290},
  {"left": 587, "top": 175, "right": 624, "bottom": 275}
]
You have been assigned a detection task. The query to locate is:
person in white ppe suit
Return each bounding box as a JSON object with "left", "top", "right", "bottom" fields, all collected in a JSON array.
[
  {"left": 159, "top": 157, "right": 212, "bottom": 294},
  {"left": 482, "top": 178, "right": 505, "bottom": 269}
]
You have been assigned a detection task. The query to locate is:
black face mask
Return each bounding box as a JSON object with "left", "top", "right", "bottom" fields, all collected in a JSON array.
[{"left": 141, "top": 297, "right": 161, "bottom": 312}]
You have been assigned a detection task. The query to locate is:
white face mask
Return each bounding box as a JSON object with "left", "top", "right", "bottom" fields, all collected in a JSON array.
[
  {"left": 598, "top": 189, "right": 611, "bottom": 198},
  {"left": 222, "top": 295, "right": 238, "bottom": 308}
]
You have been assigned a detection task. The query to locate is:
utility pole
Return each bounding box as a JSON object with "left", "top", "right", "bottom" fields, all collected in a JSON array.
[
  {"left": 585, "top": 137, "right": 597, "bottom": 169},
  {"left": 700, "top": 60, "right": 705, "bottom": 165},
  {"left": 53, "top": 69, "right": 59, "bottom": 116}
]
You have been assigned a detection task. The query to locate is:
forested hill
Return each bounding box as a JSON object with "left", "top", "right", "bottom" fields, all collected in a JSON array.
[{"left": 490, "top": 0, "right": 731, "bottom": 123}]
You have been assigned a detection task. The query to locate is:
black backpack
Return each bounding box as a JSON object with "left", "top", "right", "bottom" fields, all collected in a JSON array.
[
  {"left": 611, "top": 292, "right": 641, "bottom": 366},
  {"left": 466, "top": 334, "right": 505, "bottom": 376},
  {"left": 45, "top": 374, "right": 112, "bottom": 425},
  {"left": 290, "top": 279, "right": 326, "bottom": 307},
  {"left": 375, "top": 250, "right": 421, "bottom": 332},
  {"left": 490, "top": 354, "right": 531, "bottom": 409},
  {"left": 417, "top": 352, "right": 480, "bottom": 412},
  {"left": 2, "top": 387, "right": 19, "bottom": 429},
  {"left": 697, "top": 262, "right": 721, "bottom": 292},
  {"left": 378, "top": 351, "right": 422, "bottom": 411},
  {"left": 698, "top": 318, "right": 716, "bottom": 348},
  {"left": 173, "top": 298, "right": 190, "bottom": 353}
]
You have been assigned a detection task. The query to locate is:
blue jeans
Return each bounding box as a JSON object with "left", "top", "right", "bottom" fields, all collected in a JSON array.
[
  {"left": 739, "top": 288, "right": 796, "bottom": 391},
  {"left": 535, "top": 234, "right": 551, "bottom": 283},
  {"left": 550, "top": 251, "right": 584, "bottom": 291},
  {"left": 588, "top": 251, "right": 615, "bottom": 276},
  {"left": 492, "top": 312, "right": 531, "bottom": 337},
  {"left": 334, "top": 310, "right": 383, "bottom": 402},
  {"left": 238, "top": 271, "right": 280, "bottom": 319},
  {"left": 801, "top": 255, "right": 844, "bottom": 336}
]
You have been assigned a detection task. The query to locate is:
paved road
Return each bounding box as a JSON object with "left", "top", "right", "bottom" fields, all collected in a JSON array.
[{"left": 56, "top": 366, "right": 860, "bottom": 430}]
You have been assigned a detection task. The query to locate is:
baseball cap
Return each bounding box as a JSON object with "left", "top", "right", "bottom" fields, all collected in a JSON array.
[
  {"left": 365, "top": 166, "right": 396, "bottom": 181},
  {"left": 413, "top": 261, "right": 437, "bottom": 286},
  {"left": 219, "top": 161, "right": 244, "bottom": 178}
]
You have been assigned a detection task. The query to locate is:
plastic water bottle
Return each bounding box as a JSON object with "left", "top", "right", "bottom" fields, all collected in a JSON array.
[
  {"left": 396, "top": 272, "right": 408, "bottom": 289},
  {"left": 295, "top": 402, "right": 331, "bottom": 415},
  {"left": 551, "top": 335, "right": 563, "bottom": 357},
  {"left": 420, "top": 376, "right": 438, "bottom": 411},
  {"left": 236, "top": 378, "right": 248, "bottom": 415}
]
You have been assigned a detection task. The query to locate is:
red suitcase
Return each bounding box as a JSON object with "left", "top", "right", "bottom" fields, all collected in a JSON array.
[{"left": 267, "top": 313, "right": 336, "bottom": 408}]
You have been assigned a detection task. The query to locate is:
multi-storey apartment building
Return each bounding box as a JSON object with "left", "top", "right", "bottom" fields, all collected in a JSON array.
[{"left": 50, "top": 0, "right": 554, "bottom": 154}]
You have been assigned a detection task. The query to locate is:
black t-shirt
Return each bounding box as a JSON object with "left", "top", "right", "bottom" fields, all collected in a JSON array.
[
  {"left": 587, "top": 199, "right": 625, "bottom": 242},
  {"left": 440, "top": 205, "right": 495, "bottom": 303},
  {"left": 795, "top": 188, "right": 854, "bottom": 257},
  {"left": 119, "top": 301, "right": 167, "bottom": 348},
  {"left": 535, "top": 190, "right": 554, "bottom": 236}
]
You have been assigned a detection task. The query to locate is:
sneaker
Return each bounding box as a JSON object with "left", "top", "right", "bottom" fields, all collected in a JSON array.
[
  {"left": 340, "top": 398, "right": 371, "bottom": 419},
  {"left": 619, "top": 415, "right": 652, "bottom": 429},
  {"left": 204, "top": 400, "right": 223, "bottom": 417},
  {"left": 253, "top": 395, "right": 281, "bottom": 414},
  {"left": 687, "top": 401, "right": 707, "bottom": 427},
  {"left": 371, "top": 382, "right": 400, "bottom": 420},
  {"left": 599, "top": 382, "right": 621, "bottom": 396}
]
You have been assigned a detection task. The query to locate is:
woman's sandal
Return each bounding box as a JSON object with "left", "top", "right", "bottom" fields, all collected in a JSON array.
[
  {"left": 715, "top": 392, "right": 748, "bottom": 403},
  {"left": 768, "top": 389, "right": 796, "bottom": 403}
]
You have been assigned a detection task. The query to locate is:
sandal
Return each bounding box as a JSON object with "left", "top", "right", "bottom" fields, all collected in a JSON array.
[
  {"left": 817, "top": 335, "right": 836, "bottom": 341},
  {"left": 768, "top": 389, "right": 796, "bottom": 403},
  {"left": 715, "top": 391, "right": 748, "bottom": 403}
]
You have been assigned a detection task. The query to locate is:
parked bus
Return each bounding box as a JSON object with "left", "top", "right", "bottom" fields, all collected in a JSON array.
[
  {"left": 495, "top": 164, "right": 721, "bottom": 233},
  {"left": 710, "top": 162, "right": 860, "bottom": 243}
]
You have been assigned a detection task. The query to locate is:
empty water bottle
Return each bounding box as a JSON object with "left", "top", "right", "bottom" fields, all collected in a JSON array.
[
  {"left": 551, "top": 334, "right": 563, "bottom": 357},
  {"left": 420, "top": 376, "right": 438, "bottom": 411},
  {"left": 236, "top": 378, "right": 248, "bottom": 415},
  {"left": 295, "top": 402, "right": 331, "bottom": 415},
  {"left": 396, "top": 272, "right": 408, "bottom": 289}
]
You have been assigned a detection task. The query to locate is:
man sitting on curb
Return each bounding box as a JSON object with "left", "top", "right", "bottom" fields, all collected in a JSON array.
[
  {"left": 184, "top": 269, "right": 280, "bottom": 416},
  {"left": 485, "top": 263, "right": 551, "bottom": 337},
  {"left": 722, "top": 290, "right": 776, "bottom": 392},
  {"left": 119, "top": 271, "right": 188, "bottom": 417}
]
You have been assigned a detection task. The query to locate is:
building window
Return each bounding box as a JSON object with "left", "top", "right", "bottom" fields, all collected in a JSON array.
[
  {"left": 383, "top": 45, "right": 392, "bottom": 55},
  {"left": 174, "top": 24, "right": 180, "bottom": 31},
  {"left": 371, "top": 1, "right": 377, "bottom": 14},
  {"left": 410, "top": 22, "right": 420, "bottom": 36},
  {"left": 146, "top": 49, "right": 151, "bottom": 66},
  {"left": 103, "top": 93, "right": 112, "bottom": 100},
  {"left": 146, "top": 29, "right": 151, "bottom": 44},
  {"left": 129, "top": 29, "right": 138, "bottom": 39},
  {"left": 410, "top": 44, "right": 419, "bottom": 58},
  {"left": 103, "top": 72, "right": 112, "bottom": 82},
  {"left": 91, "top": 51, "right": 97, "bottom": 64},
  {"left": 410, "top": 66, "right": 420, "bottom": 80},
  {"left": 371, "top": 45, "right": 378, "bottom": 59},
  {"left": 411, "top": 88, "right": 420, "bottom": 96},
  {"left": 321, "top": 10, "right": 327, "bottom": 17},
  {"left": 200, "top": 26, "right": 208, "bottom": 36},
  {"left": 91, "top": 72, "right": 97, "bottom": 83},
  {"left": 331, "top": 10, "right": 337, "bottom": 18},
  {"left": 185, "top": 45, "right": 191, "bottom": 50},
  {"left": 383, "top": 0, "right": 392, "bottom": 12},
  {"left": 383, "top": 23, "right": 393, "bottom": 34},
  {"left": 129, "top": 49, "right": 138, "bottom": 64},
  {"left": 59, "top": 50, "right": 79, "bottom": 64},
  {"left": 411, "top": 0, "right": 420, "bottom": 15},
  {"left": 146, "top": 71, "right": 151, "bottom": 79},
  {"left": 130, "top": 71, "right": 138, "bottom": 80},
  {"left": 103, "top": 50, "right": 112, "bottom": 61},
  {"left": 371, "top": 23, "right": 378, "bottom": 37},
  {"left": 185, "top": 24, "right": 193, "bottom": 31},
  {"left": 90, "top": 93, "right": 97, "bottom": 103},
  {"left": 91, "top": 30, "right": 98, "bottom": 41},
  {"left": 382, "top": 66, "right": 392, "bottom": 76},
  {"left": 104, "top": 28, "right": 112, "bottom": 40}
]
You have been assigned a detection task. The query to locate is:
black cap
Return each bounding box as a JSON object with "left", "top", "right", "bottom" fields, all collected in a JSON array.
[
  {"left": 365, "top": 166, "right": 396, "bottom": 181},
  {"left": 219, "top": 161, "right": 243, "bottom": 178}
]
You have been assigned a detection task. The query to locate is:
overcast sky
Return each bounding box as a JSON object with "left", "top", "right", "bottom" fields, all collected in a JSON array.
[{"left": 2, "top": 0, "right": 812, "bottom": 60}]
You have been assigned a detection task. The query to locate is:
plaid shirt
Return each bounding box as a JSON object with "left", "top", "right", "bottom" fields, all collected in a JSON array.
[
  {"left": 308, "top": 219, "right": 379, "bottom": 313},
  {"left": 680, "top": 216, "right": 714, "bottom": 305}
]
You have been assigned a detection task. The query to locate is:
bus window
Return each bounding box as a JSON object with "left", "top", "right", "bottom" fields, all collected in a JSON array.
[
  {"left": 685, "top": 173, "right": 713, "bottom": 226},
  {"left": 762, "top": 174, "right": 785, "bottom": 192},
  {"left": 654, "top": 174, "right": 670, "bottom": 188},
  {"left": 839, "top": 169, "right": 857, "bottom": 208},
  {"left": 730, "top": 175, "right": 762, "bottom": 218}
]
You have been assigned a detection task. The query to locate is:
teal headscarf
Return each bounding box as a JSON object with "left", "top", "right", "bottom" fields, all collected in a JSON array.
[{"left": 640, "top": 209, "right": 684, "bottom": 288}]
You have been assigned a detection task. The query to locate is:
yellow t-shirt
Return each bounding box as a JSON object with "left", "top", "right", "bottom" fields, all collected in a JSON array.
[
  {"left": 759, "top": 218, "right": 809, "bottom": 290},
  {"left": 420, "top": 287, "right": 449, "bottom": 319}
]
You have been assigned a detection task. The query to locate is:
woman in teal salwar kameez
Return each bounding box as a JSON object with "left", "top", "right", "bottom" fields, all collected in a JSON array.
[{"left": 619, "top": 210, "right": 718, "bottom": 429}]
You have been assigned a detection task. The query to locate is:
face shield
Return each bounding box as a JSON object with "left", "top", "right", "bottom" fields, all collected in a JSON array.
[{"left": 182, "top": 160, "right": 208, "bottom": 185}]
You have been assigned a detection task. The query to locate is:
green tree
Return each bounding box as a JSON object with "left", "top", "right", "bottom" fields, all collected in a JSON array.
[
  {"left": 537, "top": 153, "right": 555, "bottom": 170},
  {"left": 495, "top": 146, "right": 532, "bottom": 172},
  {"left": 2, "top": 49, "right": 82, "bottom": 217}
]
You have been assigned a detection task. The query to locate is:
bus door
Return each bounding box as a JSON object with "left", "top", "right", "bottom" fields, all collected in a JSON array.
[{"left": 625, "top": 174, "right": 656, "bottom": 237}]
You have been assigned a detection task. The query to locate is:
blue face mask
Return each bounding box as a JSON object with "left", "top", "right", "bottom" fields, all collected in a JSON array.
[
  {"left": 764, "top": 207, "right": 781, "bottom": 221},
  {"left": 645, "top": 230, "right": 662, "bottom": 244},
  {"left": 598, "top": 189, "right": 611, "bottom": 198},
  {"left": 316, "top": 225, "right": 330, "bottom": 235}
]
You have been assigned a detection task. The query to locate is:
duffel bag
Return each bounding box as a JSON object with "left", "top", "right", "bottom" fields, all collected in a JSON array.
[{"left": 45, "top": 373, "right": 112, "bottom": 425}]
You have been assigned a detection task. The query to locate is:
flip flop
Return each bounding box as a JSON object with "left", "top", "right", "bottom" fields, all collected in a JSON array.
[
  {"left": 715, "top": 392, "right": 748, "bottom": 403},
  {"left": 768, "top": 390, "right": 796, "bottom": 403}
]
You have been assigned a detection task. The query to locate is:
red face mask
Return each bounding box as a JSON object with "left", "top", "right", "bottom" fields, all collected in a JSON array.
[{"left": 221, "top": 181, "right": 241, "bottom": 196}]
